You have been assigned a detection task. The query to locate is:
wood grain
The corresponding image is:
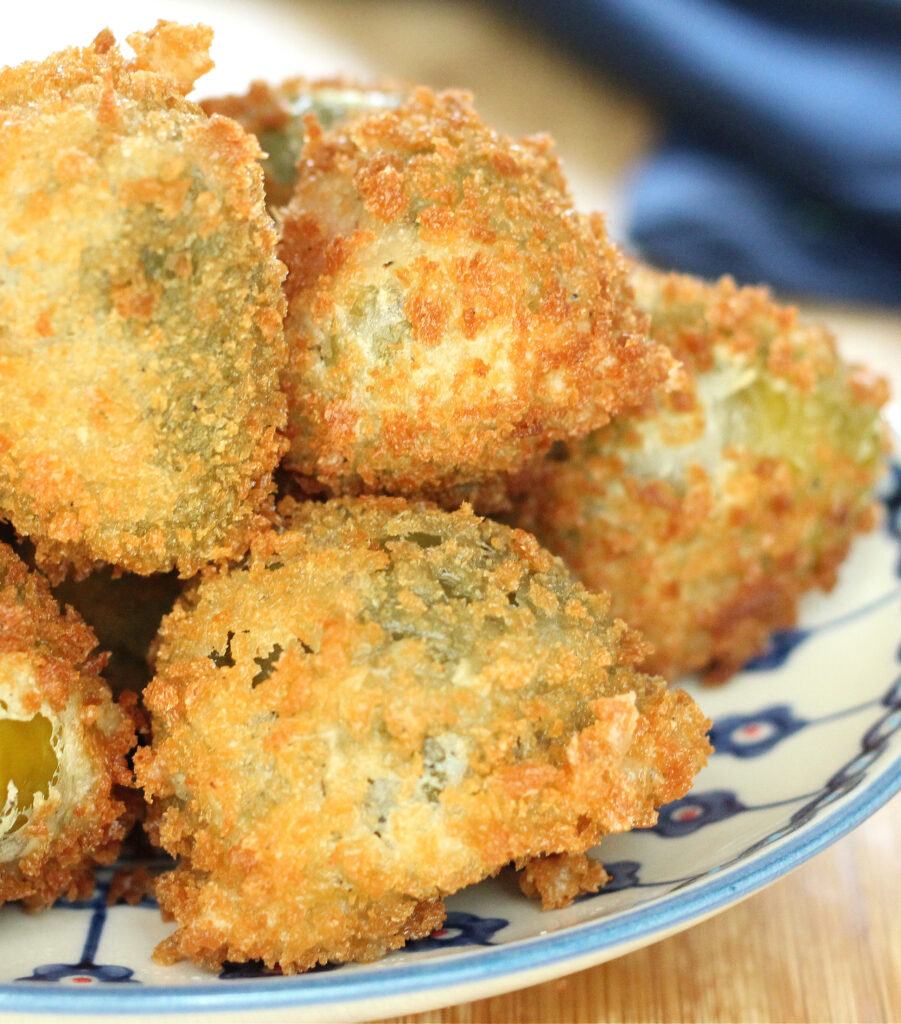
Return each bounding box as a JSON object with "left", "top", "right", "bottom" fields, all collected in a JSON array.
[{"left": 378, "top": 797, "right": 900, "bottom": 1023}]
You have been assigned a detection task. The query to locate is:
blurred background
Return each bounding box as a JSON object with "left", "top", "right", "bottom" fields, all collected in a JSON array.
[
  {"left": 2, "top": 0, "right": 656, "bottom": 236},
  {"left": 5, "top": 0, "right": 901, "bottom": 310},
  {"left": 6, "top": 0, "right": 898, "bottom": 390}
]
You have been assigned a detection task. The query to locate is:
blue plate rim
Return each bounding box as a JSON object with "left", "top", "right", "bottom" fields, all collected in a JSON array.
[{"left": 2, "top": 740, "right": 898, "bottom": 1016}]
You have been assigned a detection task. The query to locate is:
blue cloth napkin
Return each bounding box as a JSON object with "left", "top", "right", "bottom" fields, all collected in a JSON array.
[{"left": 515, "top": 0, "right": 901, "bottom": 304}]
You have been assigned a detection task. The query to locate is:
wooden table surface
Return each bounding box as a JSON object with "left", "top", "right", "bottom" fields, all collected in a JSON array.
[{"left": 377, "top": 795, "right": 900, "bottom": 1023}]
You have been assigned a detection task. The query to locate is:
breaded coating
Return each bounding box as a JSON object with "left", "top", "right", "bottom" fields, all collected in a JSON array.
[
  {"left": 0, "top": 542, "right": 135, "bottom": 909},
  {"left": 202, "top": 77, "right": 406, "bottom": 209},
  {"left": 135, "top": 497, "right": 710, "bottom": 973},
  {"left": 277, "top": 88, "right": 675, "bottom": 504},
  {"left": 516, "top": 266, "right": 889, "bottom": 682},
  {"left": 518, "top": 851, "right": 609, "bottom": 910},
  {"left": 0, "top": 23, "right": 286, "bottom": 579}
]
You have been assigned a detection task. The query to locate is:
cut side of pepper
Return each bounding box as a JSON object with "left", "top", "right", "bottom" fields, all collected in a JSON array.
[{"left": 0, "top": 715, "right": 58, "bottom": 832}]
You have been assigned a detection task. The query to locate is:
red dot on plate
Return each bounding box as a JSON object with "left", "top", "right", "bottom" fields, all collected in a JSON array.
[
  {"left": 73, "top": 977, "right": 93, "bottom": 984},
  {"left": 675, "top": 806, "right": 701, "bottom": 820}
]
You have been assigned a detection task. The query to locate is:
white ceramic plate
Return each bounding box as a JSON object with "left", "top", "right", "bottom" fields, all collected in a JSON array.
[{"left": 1, "top": 416, "right": 899, "bottom": 1022}]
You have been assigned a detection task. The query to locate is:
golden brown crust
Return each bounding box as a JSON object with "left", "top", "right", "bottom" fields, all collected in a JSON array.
[
  {"left": 107, "top": 865, "right": 157, "bottom": 907},
  {"left": 0, "top": 23, "right": 287, "bottom": 578},
  {"left": 136, "top": 497, "right": 710, "bottom": 972},
  {"left": 518, "top": 851, "right": 609, "bottom": 910},
  {"left": 277, "top": 89, "right": 675, "bottom": 500},
  {"left": 201, "top": 76, "right": 410, "bottom": 210},
  {"left": 517, "top": 266, "right": 889, "bottom": 682},
  {"left": 0, "top": 543, "right": 135, "bottom": 908}
]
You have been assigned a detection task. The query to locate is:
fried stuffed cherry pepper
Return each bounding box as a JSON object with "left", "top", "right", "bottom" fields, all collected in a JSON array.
[
  {"left": 0, "top": 22, "right": 286, "bottom": 578},
  {"left": 276, "top": 88, "right": 675, "bottom": 508},
  {"left": 0, "top": 542, "right": 135, "bottom": 908},
  {"left": 136, "top": 497, "right": 710, "bottom": 973},
  {"left": 515, "top": 266, "right": 888, "bottom": 682}
]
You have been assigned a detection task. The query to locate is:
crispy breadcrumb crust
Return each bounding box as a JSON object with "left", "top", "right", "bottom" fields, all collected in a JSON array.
[
  {"left": 107, "top": 865, "right": 157, "bottom": 907},
  {"left": 277, "top": 88, "right": 674, "bottom": 501},
  {"left": 0, "top": 23, "right": 287, "bottom": 579},
  {"left": 517, "top": 266, "right": 889, "bottom": 682},
  {"left": 201, "top": 77, "right": 408, "bottom": 209},
  {"left": 518, "top": 851, "right": 609, "bottom": 910},
  {"left": 135, "top": 497, "right": 710, "bottom": 973},
  {"left": 0, "top": 543, "right": 135, "bottom": 909}
]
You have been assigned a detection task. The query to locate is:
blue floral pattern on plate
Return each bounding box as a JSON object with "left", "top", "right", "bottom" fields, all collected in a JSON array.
[
  {"left": 1, "top": 450, "right": 899, "bottom": 1020},
  {"left": 708, "top": 706, "right": 808, "bottom": 756},
  {"left": 16, "top": 878, "right": 137, "bottom": 987}
]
